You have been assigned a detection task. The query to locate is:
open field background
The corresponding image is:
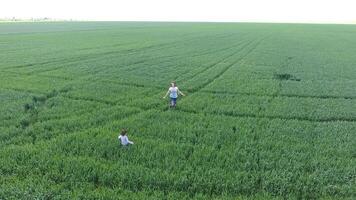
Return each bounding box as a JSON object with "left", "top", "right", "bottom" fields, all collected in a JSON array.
[{"left": 0, "top": 22, "right": 355, "bottom": 199}]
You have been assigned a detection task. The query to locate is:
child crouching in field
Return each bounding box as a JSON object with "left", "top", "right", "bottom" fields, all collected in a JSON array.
[{"left": 118, "top": 129, "right": 134, "bottom": 146}]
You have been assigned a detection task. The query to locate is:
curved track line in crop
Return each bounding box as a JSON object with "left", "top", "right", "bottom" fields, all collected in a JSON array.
[
  {"left": 40, "top": 59, "right": 151, "bottom": 76},
  {"left": 95, "top": 79, "right": 164, "bottom": 90},
  {"left": 2, "top": 107, "right": 353, "bottom": 198},
  {"left": 0, "top": 87, "right": 47, "bottom": 96},
  {"left": 0, "top": 141, "right": 246, "bottom": 198},
  {"left": 60, "top": 94, "right": 356, "bottom": 123},
  {"left": 177, "top": 107, "right": 356, "bottom": 123},
  {"left": 4, "top": 52, "right": 169, "bottom": 76},
  {"left": 2, "top": 44, "right": 167, "bottom": 71},
  {"left": 180, "top": 38, "right": 254, "bottom": 83},
  {"left": 187, "top": 33, "right": 250, "bottom": 59},
  {"left": 2, "top": 107, "right": 147, "bottom": 148},
  {"left": 174, "top": 43, "right": 250, "bottom": 81},
  {"left": 200, "top": 90, "right": 356, "bottom": 100},
  {"left": 187, "top": 35, "right": 270, "bottom": 94},
  {"left": 0, "top": 71, "right": 164, "bottom": 94},
  {"left": 1, "top": 35, "right": 198, "bottom": 71},
  {"left": 79, "top": 34, "right": 249, "bottom": 81},
  {"left": 2, "top": 32, "right": 245, "bottom": 79},
  {"left": 99, "top": 33, "right": 250, "bottom": 74},
  {"left": 120, "top": 32, "right": 240, "bottom": 59},
  {"left": 121, "top": 40, "right": 247, "bottom": 72},
  {"left": 5, "top": 78, "right": 354, "bottom": 126},
  {"left": 117, "top": 42, "right": 250, "bottom": 78},
  {"left": 75, "top": 41, "right": 136, "bottom": 52},
  {"left": 0, "top": 87, "right": 41, "bottom": 95},
  {"left": 227, "top": 63, "right": 356, "bottom": 82},
  {"left": 0, "top": 70, "right": 76, "bottom": 81},
  {"left": 1, "top": 91, "right": 150, "bottom": 147},
  {"left": 205, "top": 36, "right": 270, "bottom": 87},
  {"left": 6, "top": 34, "right": 240, "bottom": 76}
]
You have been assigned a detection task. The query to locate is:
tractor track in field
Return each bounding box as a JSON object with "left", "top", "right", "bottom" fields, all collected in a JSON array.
[
  {"left": 3, "top": 29, "right": 355, "bottom": 125},
  {"left": 0, "top": 70, "right": 165, "bottom": 91},
  {"left": 1, "top": 88, "right": 151, "bottom": 147},
  {"left": 200, "top": 90, "right": 356, "bottom": 100},
  {"left": 180, "top": 38, "right": 255, "bottom": 83},
  {"left": 186, "top": 35, "right": 270, "bottom": 94},
  {"left": 1, "top": 35, "right": 251, "bottom": 81},
  {"left": 106, "top": 40, "right": 250, "bottom": 77},
  {"left": 2, "top": 33, "right": 244, "bottom": 77},
  {"left": 25, "top": 41, "right": 171, "bottom": 75},
  {"left": 1, "top": 36, "right": 193, "bottom": 71},
  {"left": 209, "top": 35, "right": 270, "bottom": 82},
  {"left": 177, "top": 107, "right": 356, "bottom": 123},
  {"left": 5, "top": 78, "right": 355, "bottom": 124},
  {"left": 90, "top": 33, "right": 250, "bottom": 75},
  {"left": 0, "top": 70, "right": 75, "bottom": 80},
  {"left": 122, "top": 40, "right": 249, "bottom": 72},
  {"left": 2, "top": 32, "right": 239, "bottom": 75},
  {"left": 40, "top": 59, "right": 153, "bottom": 77},
  {"left": 0, "top": 138, "right": 243, "bottom": 198},
  {"left": 2, "top": 105, "right": 147, "bottom": 148},
  {"left": 36, "top": 65, "right": 356, "bottom": 101},
  {"left": 4, "top": 86, "right": 356, "bottom": 188},
  {"left": 60, "top": 94, "right": 356, "bottom": 123},
  {"left": 0, "top": 41, "right": 152, "bottom": 69},
  {"left": 95, "top": 79, "right": 164, "bottom": 90},
  {"left": 186, "top": 33, "right": 251, "bottom": 59},
  {"left": 0, "top": 87, "right": 46, "bottom": 96},
  {"left": 215, "top": 73, "right": 356, "bottom": 84},
  {"left": 1, "top": 45, "right": 164, "bottom": 71},
  {"left": 242, "top": 50, "right": 285, "bottom": 192},
  {"left": 220, "top": 63, "right": 356, "bottom": 82},
  {"left": 4, "top": 86, "right": 355, "bottom": 150},
  {"left": 75, "top": 41, "right": 136, "bottom": 52}
]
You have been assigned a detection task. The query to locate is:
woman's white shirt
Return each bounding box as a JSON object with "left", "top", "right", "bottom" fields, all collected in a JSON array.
[{"left": 169, "top": 87, "right": 178, "bottom": 98}]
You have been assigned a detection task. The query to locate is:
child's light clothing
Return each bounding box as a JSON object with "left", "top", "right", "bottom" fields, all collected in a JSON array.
[{"left": 118, "top": 135, "right": 134, "bottom": 145}]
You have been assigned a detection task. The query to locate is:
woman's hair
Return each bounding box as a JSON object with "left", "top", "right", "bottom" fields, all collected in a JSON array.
[
  {"left": 171, "top": 81, "right": 176, "bottom": 87},
  {"left": 120, "top": 128, "right": 127, "bottom": 136}
]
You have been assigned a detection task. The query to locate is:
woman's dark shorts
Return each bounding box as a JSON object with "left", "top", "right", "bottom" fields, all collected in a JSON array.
[{"left": 170, "top": 97, "right": 177, "bottom": 105}]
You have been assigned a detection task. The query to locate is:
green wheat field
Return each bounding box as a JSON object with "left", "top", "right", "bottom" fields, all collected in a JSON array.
[{"left": 0, "top": 22, "right": 355, "bottom": 199}]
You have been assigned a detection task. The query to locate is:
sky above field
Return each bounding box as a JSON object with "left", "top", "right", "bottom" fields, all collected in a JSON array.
[{"left": 1, "top": 0, "right": 356, "bottom": 23}]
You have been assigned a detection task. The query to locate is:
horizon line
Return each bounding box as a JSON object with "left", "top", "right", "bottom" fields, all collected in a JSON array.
[{"left": 1, "top": 19, "right": 356, "bottom": 25}]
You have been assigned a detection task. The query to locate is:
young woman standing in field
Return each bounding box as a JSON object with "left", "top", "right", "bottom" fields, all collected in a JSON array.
[
  {"left": 118, "top": 129, "right": 134, "bottom": 146},
  {"left": 163, "top": 81, "right": 185, "bottom": 108}
]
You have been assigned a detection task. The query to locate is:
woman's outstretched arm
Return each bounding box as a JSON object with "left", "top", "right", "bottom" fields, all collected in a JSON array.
[
  {"left": 163, "top": 90, "right": 170, "bottom": 98},
  {"left": 178, "top": 89, "right": 186, "bottom": 96}
]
